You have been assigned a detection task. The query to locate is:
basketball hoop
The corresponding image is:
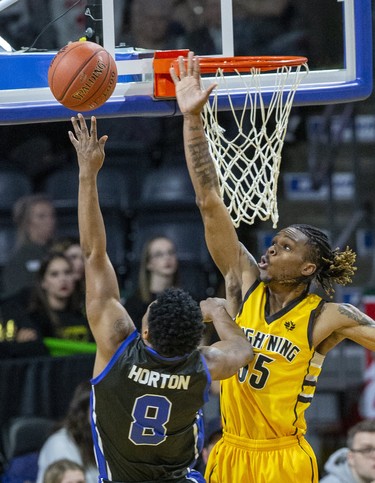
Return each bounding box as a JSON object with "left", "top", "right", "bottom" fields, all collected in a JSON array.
[
  {"left": 172, "top": 55, "right": 308, "bottom": 74},
  {"left": 202, "top": 56, "right": 308, "bottom": 228},
  {"left": 153, "top": 51, "right": 309, "bottom": 228}
]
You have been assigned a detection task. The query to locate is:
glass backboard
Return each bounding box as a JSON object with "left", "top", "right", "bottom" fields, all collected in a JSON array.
[{"left": 0, "top": 0, "right": 372, "bottom": 124}]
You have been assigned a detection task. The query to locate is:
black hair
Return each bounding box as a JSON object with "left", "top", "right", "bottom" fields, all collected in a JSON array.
[
  {"left": 28, "top": 252, "right": 82, "bottom": 328},
  {"left": 290, "top": 224, "right": 357, "bottom": 297},
  {"left": 147, "top": 288, "right": 204, "bottom": 357}
]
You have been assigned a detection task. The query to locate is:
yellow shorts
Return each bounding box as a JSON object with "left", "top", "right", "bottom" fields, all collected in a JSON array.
[{"left": 204, "top": 432, "right": 318, "bottom": 483}]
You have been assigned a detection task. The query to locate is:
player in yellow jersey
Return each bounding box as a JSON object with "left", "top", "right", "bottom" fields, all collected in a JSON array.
[{"left": 170, "top": 52, "right": 375, "bottom": 483}]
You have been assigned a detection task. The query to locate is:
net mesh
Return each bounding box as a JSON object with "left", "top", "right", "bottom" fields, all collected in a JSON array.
[{"left": 202, "top": 63, "right": 309, "bottom": 228}]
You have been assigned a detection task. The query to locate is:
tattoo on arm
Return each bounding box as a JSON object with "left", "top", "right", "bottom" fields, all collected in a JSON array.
[
  {"left": 338, "top": 303, "right": 375, "bottom": 327},
  {"left": 239, "top": 243, "right": 257, "bottom": 268},
  {"left": 187, "top": 138, "right": 218, "bottom": 190},
  {"left": 245, "top": 251, "right": 257, "bottom": 268}
]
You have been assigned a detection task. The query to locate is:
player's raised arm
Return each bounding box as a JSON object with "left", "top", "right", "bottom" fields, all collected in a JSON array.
[
  {"left": 170, "top": 52, "right": 259, "bottom": 309},
  {"left": 199, "top": 297, "right": 253, "bottom": 380},
  {"left": 69, "top": 114, "right": 135, "bottom": 374}
]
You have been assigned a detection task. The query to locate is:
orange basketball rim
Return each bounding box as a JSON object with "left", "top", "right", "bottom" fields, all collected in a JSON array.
[{"left": 153, "top": 49, "right": 308, "bottom": 98}]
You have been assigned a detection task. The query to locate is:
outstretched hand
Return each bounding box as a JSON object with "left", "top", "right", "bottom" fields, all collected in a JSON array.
[
  {"left": 68, "top": 113, "right": 108, "bottom": 174},
  {"left": 170, "top": 51, "right": 217, "bottom": 116}
]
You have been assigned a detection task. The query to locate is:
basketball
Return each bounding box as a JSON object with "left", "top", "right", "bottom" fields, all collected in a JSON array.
[{"left": 48, "top": 41, "right": 118, "bottom": 112}]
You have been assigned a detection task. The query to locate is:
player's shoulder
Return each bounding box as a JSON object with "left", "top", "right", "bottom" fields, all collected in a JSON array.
[
  {"left": 321, "top": 300, "right": 356, "bottom": 314},
  {"left": 316, "top": 300, "right": 342, "bottom": 319},
  {"left": 312, "top": 302, "right": 348, "bottom": 353},
  {"left": 315, "top": 300, "right": 361, "bottom": 331}
]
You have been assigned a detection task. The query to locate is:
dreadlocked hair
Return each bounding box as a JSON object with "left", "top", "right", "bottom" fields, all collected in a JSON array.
[
  {"left": 290, "top": 224, "right": 357, "bottom": 297},
  {"left": 147, "top": 288, "right": 204, "bottom": 357}
]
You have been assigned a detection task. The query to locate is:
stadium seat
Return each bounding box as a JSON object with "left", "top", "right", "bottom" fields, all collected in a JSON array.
[
  {"left": 1, "top": 415, "right": 55, "bottom": 483},
  {"left": 43, "top": 165, "right": 133, "bottom": 214},
  {"left": 130, "top": 164, "right": 211, "bottom": 265},
  {"left": 130, "top": 214, "right": 211, "bottom": 267},
  {"left": 0, "top": 170, "right": 32, "bottom": 213},
  {"left": 138, "top": 165, "right": 196, "bottom": 209},
  {"left": 43, "top": 166, "right": 133, "bottom": 271},
  {"left": 0, "top": 225, "right": 16, "bottom": 268}
]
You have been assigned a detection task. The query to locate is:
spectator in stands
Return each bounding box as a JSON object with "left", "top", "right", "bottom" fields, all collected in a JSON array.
[
  {"left": 51, "top": 237, "right": 84, "bottom": 284},
  {"left": 50, "top": 237, "right": 85, "bottom": 313},
  {"left": 1, "top": 193, "right": 56, "bottom": 300},
  {"left": 0, "top": 0, "right": 36, "bottom": 51},
  {"left": 26, "top": 252, "right": 91, "bottom": 342},
  {"left": 122, "top": 0, "right": 183, "bottom": 50},
  {"left": 37, "top": 381, "right": 97, "bottom": 483},
  {"left": 0, "top": 313, "right": 48, "bottom": 358},
  {"left": 0, "top": 249, "right": 89, "bottom": 356},
  {"left": 48, "top": 0, "right": 128, "bottom": 49},
  {"left": 179, "top": 0, "right": 309, "bottom": 57},
  {"left": 232, "top": 0, "right": 309, "bottom": 56},
  {"left": 320, "top": 419, "right": 375, "bottom": 482},
  {"left": 43, "top": 459, "right": 86, "bottom": 483},
  {"left": 202, "top": 417, "right": 222, "bottom": 470},
  {"left": 125, "top": 236, "right": 179, "bottom": 331},
  {"left": 177, "top": 0, "right": 222, "bottom": 55},
  {"left": 170, "top": 0, "right": 205, "bottom": 40},
  {"left": 193, "top": 415, "right": 222, "bottom": 475}
]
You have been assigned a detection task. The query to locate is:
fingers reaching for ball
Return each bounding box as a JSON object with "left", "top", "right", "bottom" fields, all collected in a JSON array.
[
  {"left": 68, "top": 114, "right": 107, "bottom": 175},
  {"left": 70, "top": 114, "right": 98, "bottom": 143}
]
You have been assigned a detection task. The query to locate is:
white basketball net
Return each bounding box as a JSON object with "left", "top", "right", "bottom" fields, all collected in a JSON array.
[{"left": 202, "top": 63, "right": 309, "bottom": 228}]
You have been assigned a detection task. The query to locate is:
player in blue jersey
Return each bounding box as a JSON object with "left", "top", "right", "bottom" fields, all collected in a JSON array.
[{"left": 68, "top": 113, "right": 253, "bottom": 483}]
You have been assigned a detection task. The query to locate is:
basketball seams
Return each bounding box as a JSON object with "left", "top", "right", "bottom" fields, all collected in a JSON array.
[
  {"left": 50, "top": 50, "right": 103, "bottom": 102},
  {"left": 82, "top": 52, "right": 117, "bottom": 110},
  {"left": 48, "top": 42, "right": 117, "bottom": 111},
  {"left": 51, "top": 47, "right": 107, "bottom": 102},
  {"left": 75, "top": 51, "right": 116, "bottom": 110},
  {"left": 48, "top": 42, "right": 100, "bottom": 99},
  {"left": 60, "top": 50, "right": 109, "bottom": 108}
]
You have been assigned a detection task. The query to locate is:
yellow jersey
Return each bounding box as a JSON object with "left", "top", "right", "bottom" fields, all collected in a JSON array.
[{"left": 221, "top": 280, "right": 325, "bottom": 440}]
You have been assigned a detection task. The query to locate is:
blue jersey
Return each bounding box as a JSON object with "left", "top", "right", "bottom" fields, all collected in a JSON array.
[{"left": 91, "top": 331, "right": 210, "bottom": 482}]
